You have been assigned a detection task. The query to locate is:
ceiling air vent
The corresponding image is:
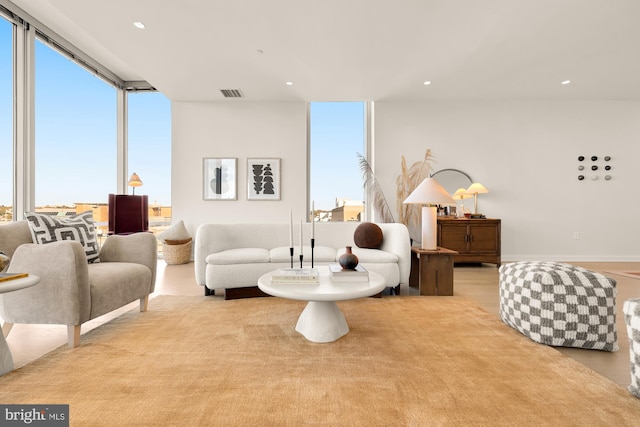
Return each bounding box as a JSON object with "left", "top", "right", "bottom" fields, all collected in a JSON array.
[{"left": 220, "top": 89, "right": 244, "bottom": 98}]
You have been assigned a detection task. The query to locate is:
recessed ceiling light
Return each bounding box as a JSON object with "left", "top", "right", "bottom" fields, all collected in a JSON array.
[
  {"left": 133, "top": 21, "right": 146, "bottom": 29},
  {"left": 285, "top": 81, "right": 294, "bottom": 86},
  {"left": 423, "top": 81, "right": 432, "bottom": 86},
  {"left": 561, "top": 80, "right": 571, "bottom": 85}
]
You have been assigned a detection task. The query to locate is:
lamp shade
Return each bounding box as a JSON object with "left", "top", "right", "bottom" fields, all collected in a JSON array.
[
  {"left": 403, "top": 178, "right": 456, "bottom": 205},
  {"left": 465, "top": 182, "right": 488, "bottom": 195},
  {"left": 403, "top": 178, "right": 456, "bottom": 250},
  {"left": 128, "top": 173, "right": 143, "bottom": 188},
  {"left": 452, "top": 188, "right": 469, "bottom": 200},
  {"left": 465, "top": 182, "right": 489, "bottom": 215}
]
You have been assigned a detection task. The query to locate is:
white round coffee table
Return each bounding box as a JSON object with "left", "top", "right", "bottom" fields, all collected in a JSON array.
[
  {"left": 257, "top": 266, "right": 385, "bottom": 343},
  {"left": 0, "top": 274, "right": 40, "bottom": 375}
]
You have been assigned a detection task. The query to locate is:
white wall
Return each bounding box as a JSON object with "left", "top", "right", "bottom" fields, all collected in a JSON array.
[
  {"left": 374, "top": 100, "right": 640, "bottom": 262},
  {"left": 171, "top": 101, "right": 308, "bottom": 237},
  {"left": 171, "top": 98, "right": 639, "bottom": 261}
]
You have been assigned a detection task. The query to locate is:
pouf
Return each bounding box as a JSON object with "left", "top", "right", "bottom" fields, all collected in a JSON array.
[
  {"left": 623, "top": 298, "right": 640, "bottom": 398},
  {"left": 499, "top": 261, "right": 618, "bottom": 351}
]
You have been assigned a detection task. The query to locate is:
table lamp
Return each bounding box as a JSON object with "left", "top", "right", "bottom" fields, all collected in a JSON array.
[
  {"left": 403, "top": 177, "right": 456, "bottom": 250},
  {"left": 452, "top": 187, "right": 470, "bottom": 218},
  {"left": 465, "top": 182, "right": 489, "bottom": 214},
  {"left": 128, "top": 172, "right": 143, "bottom": 195}
]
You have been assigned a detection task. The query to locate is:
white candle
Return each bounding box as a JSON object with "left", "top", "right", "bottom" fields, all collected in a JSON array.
[
  {"left": 299, "top": 220, "right": 303, "bottom": 253},
  {"left": 289, "top": 210, "right": 293, "bottom": 248},
  {"left": 311, "top": 201, "right": 315, "bottom": 239}
]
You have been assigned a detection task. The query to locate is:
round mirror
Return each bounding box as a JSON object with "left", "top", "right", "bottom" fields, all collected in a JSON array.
[{"left": 430, "top": 169, "right": 473, "bottom": 194}]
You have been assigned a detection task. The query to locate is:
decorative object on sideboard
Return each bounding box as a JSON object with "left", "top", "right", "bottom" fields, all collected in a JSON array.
[
  {"left": 338, "top": 246, "right": 359, "bottom": 270},
  {"left": 203, "top": 157, "right": 237, "bottom": 200},
  {"left": 452, "top": 188, "right": 470, "bottom": 218},
  {"left": 464, "top": 182, "right": 489, "bottom": 215},
  {"left": 128, "top": 172, "right": 143, "bottom": 195},
  {"left": 403, "top": 177, "right": 456, "bottom": 250}
]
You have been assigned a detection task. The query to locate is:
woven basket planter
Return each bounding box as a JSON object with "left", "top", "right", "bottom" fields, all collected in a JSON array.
[{"left": 162, "top": 238, "right": 192, "bottom": 265}]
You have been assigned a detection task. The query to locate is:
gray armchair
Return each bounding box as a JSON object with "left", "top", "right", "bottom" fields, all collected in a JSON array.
[{"left": 0, "top": 220, "right": 156, "bottom": 348}]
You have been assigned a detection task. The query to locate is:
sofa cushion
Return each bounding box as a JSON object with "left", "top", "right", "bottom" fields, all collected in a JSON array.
[
  {"left": 270, "top": 246, "right": 337, "bottom": 263},
  {"left": 88, "top": 262, "right": 151, "bottom": 319},
  {"left": 354, "top": 222, "right": 384, "bottom": 249},
  {"left": 25, "top": 211, "right": 100, "bottom": 263},
  {"left": 340, "top": 247, "right": 399, "bottom": 263},
  {"left": 206, "top": 248, "right": 270, "bottom": 265}
]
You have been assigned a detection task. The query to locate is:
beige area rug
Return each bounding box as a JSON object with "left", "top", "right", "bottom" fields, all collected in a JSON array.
[
  {"left": 1, "top": 296, "right": 639, "bottom": 426},
  {"left": 604, "top": 271, "right": 640, "bottom": 280}
]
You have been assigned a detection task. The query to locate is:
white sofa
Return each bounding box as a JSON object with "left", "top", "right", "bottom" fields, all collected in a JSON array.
[{"left": 194, "top": 222, "right": 411, "bottom": 299}]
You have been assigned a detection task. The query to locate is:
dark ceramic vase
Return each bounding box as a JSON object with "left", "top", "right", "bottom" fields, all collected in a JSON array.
[{"left": 338, "top": 246, "right": 359, "bottom": 270}]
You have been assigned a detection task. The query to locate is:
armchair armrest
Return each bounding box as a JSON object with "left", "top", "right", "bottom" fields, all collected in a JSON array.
[
  {"left": 377, "top": 223, "right": 412, "bottom": 285},
  {"left": 100, "top": 232, "right": 157, "bottom": 292},
  {"left": 0, "top": 241, "right": 91, "bottom": 325}
]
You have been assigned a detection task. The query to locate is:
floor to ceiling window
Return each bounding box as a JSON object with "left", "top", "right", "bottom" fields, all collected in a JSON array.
[
  {"left": 127, "top": 91, "right": 172, "bottom": 234},
  {"left": 0, "top": 17, "right": 12, "bottom": 221},
  {"left": 34, "top": 39, "right": 117, "bottom": 235},
  {"left": 309, "top": 101, "right": 366, "bottom": 222}
]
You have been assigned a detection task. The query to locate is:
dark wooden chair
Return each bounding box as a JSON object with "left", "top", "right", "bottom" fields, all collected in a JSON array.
[{"left": 108, "top": 194, "right": 149, "bottom": 235}]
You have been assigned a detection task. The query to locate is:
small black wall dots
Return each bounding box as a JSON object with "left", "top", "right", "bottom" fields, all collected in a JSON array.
[{"left": 577, "top": 154, "right": 612, "bottom": 181}]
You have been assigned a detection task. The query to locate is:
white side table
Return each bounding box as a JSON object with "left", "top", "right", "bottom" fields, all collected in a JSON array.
[
  {"left": 258, "top": 266, "right": 385, "bottom": 343},
  {"left": 0, "top": 275, "right": 40, "bottom": 375}
]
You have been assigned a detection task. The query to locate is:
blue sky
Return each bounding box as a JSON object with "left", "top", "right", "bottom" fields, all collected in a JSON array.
[
  {"left": 310, "top": 101, "right": 365, "bottom": 211},
  {"left": 0, "top": 20, "right": 171, "bottom": 207},
  {"left": 1, "top": 17, "right": 363, "bottom": 211}
]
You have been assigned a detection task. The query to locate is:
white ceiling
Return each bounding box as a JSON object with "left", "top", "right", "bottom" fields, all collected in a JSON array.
[{"left": 7, "top": 0, "right": 640, "bottom": 102}]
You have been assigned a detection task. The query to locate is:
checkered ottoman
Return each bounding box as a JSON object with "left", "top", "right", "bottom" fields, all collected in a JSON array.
[
  {"left": 499, "top": 261, "right": 618, "bottom": 351},
  {"left": 623, "top": 299, "right": 640, "bottom": 398}
]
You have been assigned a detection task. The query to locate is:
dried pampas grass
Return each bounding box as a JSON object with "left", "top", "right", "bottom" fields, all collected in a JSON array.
[
  {"left": 357, "top": 149, "right": 434, "bottom": 237},
  {"left": 396, "top": 150, "right": 434, "bottom": 240},
  {"left": 358, "top": 153, "right": 395, "bottom": 223}
]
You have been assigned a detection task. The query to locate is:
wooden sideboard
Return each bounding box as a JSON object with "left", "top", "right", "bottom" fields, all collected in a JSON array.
[{"left": 436, "top": 218, "right": 501, "bottom": 266}]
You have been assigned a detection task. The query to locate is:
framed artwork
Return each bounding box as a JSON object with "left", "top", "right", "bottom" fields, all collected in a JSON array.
[
  {"left": 203, "top": 158, "right": 237, "bottom": 200},
  {"left": 247, "top": 158, "right": 280, "bottom": 200}
]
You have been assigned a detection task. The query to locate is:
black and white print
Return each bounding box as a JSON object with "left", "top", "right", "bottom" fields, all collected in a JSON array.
[{"left": 247, "top": 158, "right": 280, "bottom": 200}]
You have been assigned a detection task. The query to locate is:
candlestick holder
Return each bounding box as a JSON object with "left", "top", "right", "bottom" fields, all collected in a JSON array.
[
  {"left": 310, "top": 238, "right": 315, "bottom": 268},
  {"left": 299, "top": 254, "right": 304, "bottom": 269},
  {"left": 289, "top": 247, "right": 294, "bottom": 268}
]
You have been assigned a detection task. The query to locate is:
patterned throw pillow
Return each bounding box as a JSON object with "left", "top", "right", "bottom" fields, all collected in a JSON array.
[{"left": 25, "top": 211, "right": 100, "bottom": 263}]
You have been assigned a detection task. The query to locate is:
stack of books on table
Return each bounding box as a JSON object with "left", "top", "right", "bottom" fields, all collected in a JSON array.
[
  {"left": 329, "top": 263, "right": 369, "bottom": 282},
  {"left": 270, "top": 268, "right": 320, "bottom": 284}
]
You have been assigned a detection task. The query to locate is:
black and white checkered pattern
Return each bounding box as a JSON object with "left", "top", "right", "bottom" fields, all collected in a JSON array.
[
  {"left": 499, "top": 261, "right": 617, "bottom": 351},
  {"left": 623, "top": 298, "right": 640, "bottom": 398}
]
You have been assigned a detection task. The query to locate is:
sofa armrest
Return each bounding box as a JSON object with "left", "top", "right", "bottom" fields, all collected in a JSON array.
[
  {"left": 377, "top": 223, "right": 412, "bottom": 285},
  {"left": 0, "top": 241, "right": 91, "bottom": 325},
  {"left": 100, "top": 232, "right": 158, "bottom": 292}
]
